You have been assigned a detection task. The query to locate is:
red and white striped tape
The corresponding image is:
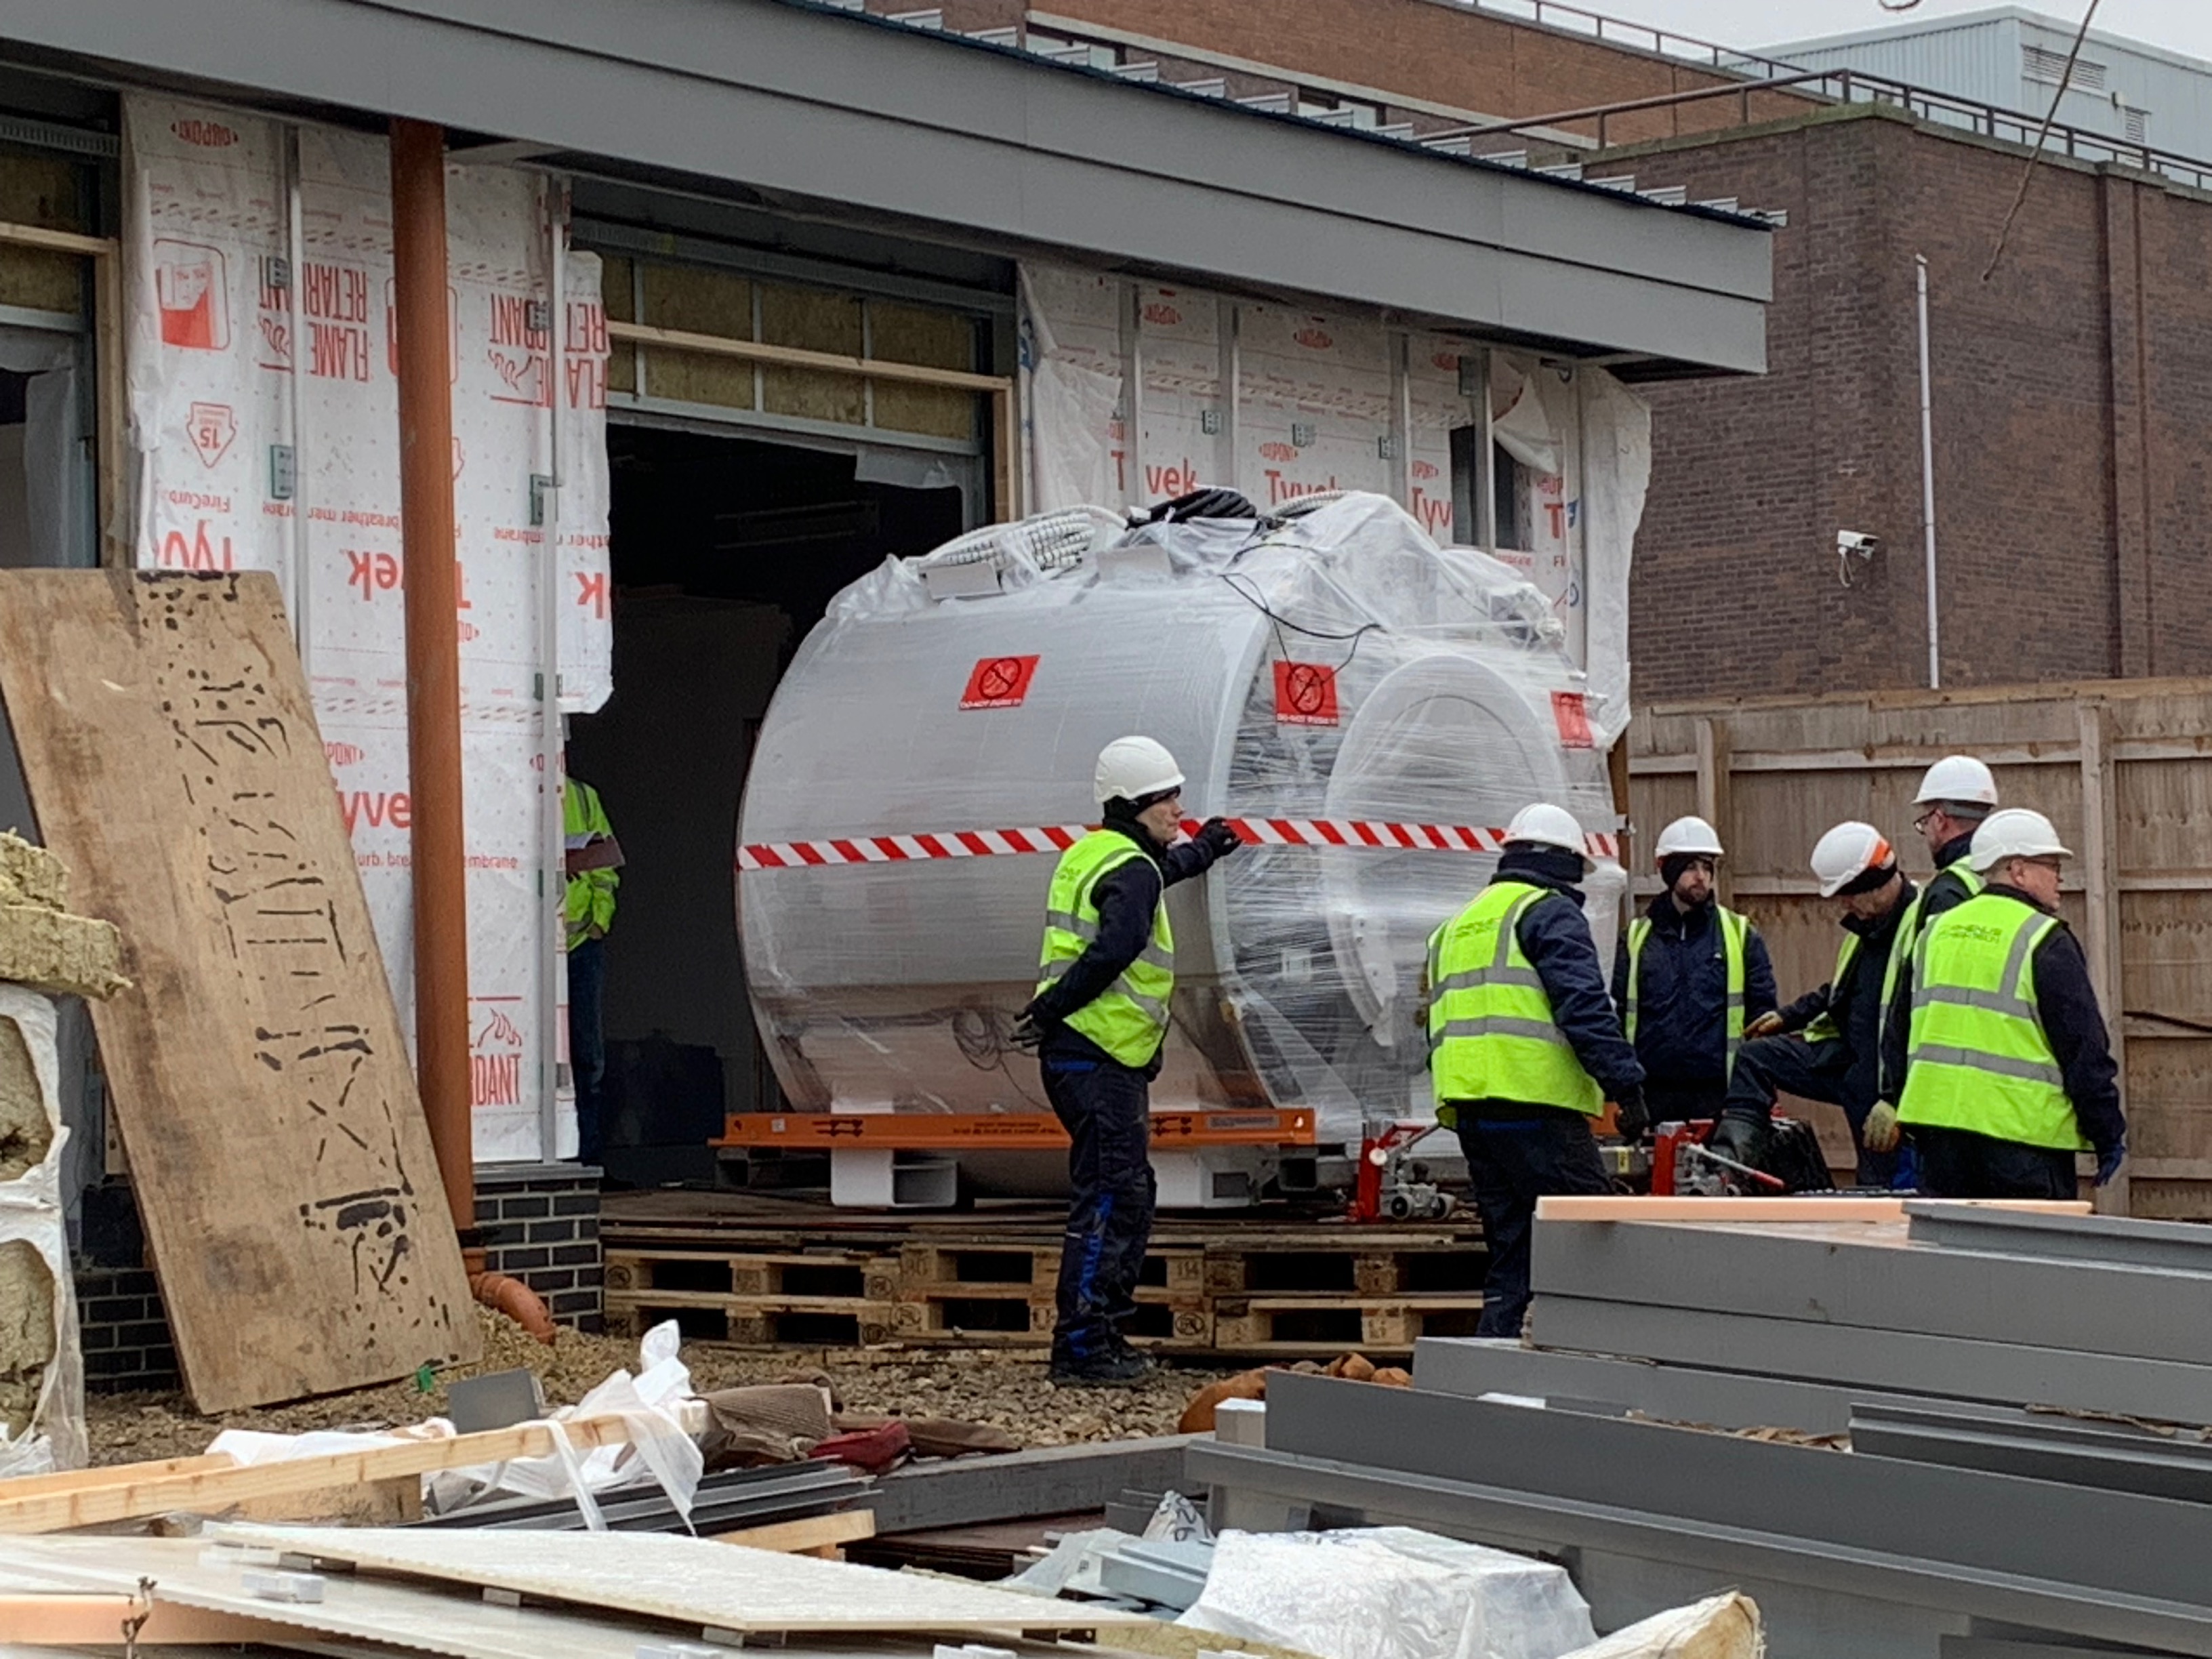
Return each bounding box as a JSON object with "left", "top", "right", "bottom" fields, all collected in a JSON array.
[{"left": 739, "top": 818, "right": 1620, "bottom": 872}]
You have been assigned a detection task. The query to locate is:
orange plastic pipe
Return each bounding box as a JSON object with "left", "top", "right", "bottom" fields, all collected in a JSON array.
[{"left": 390, "top": 118, "right": 475, "bottom": 1256}]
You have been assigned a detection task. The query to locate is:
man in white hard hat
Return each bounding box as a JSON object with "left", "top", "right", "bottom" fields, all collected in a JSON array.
[
  {"left": 1429, "top": 802, "right": 1645, "bottom": 1337},
  {"left": 1895, "top": 808, "right": 2125, "bottom": 1197},
  {"left": 1611, "top": 815, "right": 1778, "bottom": 1126},
  {"left": 1720, "top": 822, "right": 1916, "bottom": 1183},
  {"left": 1015, "top": 735, "right": 1242, "bottom": 1387},
  {"left": 1868, "top": 756, "right": 1999, "bottom": 1162}
]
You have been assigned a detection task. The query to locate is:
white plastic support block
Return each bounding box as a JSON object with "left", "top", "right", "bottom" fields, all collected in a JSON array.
[
  {"left": 199, "top": 1544, "right": 285, "bottom": 1569},
  {"left": 241, "top": 1569, "right": 326, "bottom": 1603},
  {"left": 1214, "top": 1397, "right": 1267, "bottom": 1448},
  {"left": 638, "top": 1645, "right": 730, "bottom": 1659}
]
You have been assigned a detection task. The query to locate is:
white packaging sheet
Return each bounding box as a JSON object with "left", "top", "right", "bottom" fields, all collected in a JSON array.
[
  {"left": 125, "top": 95, "right": 615, "bottom": 1160},
  {"left": 1178, "top": 1526, "right": 1597, "bottom": 1659},
  {"left": 0, "top": 988, "right": 83, "bottom": 1472}
]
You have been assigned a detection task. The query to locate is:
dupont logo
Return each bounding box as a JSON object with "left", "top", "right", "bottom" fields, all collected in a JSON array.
[
  {"left": 1142, "top": 302, "right": 1183, "bottom": 327},
  {"left": 1412, "top": 459, "right": 1440, "bottom": 481},
  {"left": 1258, "top": 441, "right": 1297, "bottom": 462},
  {"left": 1432, "top": 351, "right": 1461, "bottom": 373},
  {"left": 171, "top": 119, "right": 238, "bottom": 148},
  {"left": 323, "top": 741, "right": 365, "bottom": 768},
  {"left": 1294, "top": 326, "right": 1334, "bottom": 350}
]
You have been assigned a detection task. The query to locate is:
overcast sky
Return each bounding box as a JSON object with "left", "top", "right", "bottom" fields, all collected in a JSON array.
[{"left": 1603, "top": 0, "right": 2212, "bottom": 62}]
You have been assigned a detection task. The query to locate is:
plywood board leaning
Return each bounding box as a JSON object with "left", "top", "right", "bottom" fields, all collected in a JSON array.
[
  {"left": 219, "top": 1524, "right": 1151, "bottom": 1636},
  {"left": 0, "top": 571, "right": 478, "bottom": 1412}
]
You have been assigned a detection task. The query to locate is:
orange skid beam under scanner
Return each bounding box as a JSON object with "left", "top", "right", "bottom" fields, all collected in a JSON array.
[{"left": 715, "top": 1109, "right": 1316, "bottom": 1150}]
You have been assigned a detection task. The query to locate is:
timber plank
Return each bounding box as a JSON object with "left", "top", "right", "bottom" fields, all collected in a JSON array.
[{"left": 0, "top": 571, "right": 477, "bottom": 1410}]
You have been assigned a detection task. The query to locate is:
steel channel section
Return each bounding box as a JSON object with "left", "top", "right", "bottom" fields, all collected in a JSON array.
[
  {"left": 0, "top": 0, "right": 1770, "bottom": 374},
  {"left": 1903, "top": 1201, "right": 2212, "bottom": 1273},
  {"left": 412, "top": 1463, "right": 869, "bottom": 1532},
  {"left": 865, "top": 1437, "right": 1197, "bottom": 1536},
  {"left": 1532, "top": 1221, "right": 2212, "bottom": 1366},
  {"left": 1264, "top": 1374, "right": 2212, "bottom": 1616},
  {"left": 1412, "top": 1336, "right": 1935, "bottom": 1435},
  {"left": 1528, "top": 1296, "right": 2212, "bottom": 1425},
  {"left": 1186, "top": 1438, "right": 2212, "bottom": 1658},
  {"left": 1849, "top": 1401, "right": 2212, "bottom": 1504}
]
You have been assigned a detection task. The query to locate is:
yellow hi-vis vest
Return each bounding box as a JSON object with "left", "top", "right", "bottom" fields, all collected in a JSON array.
[
  {"left": 1624, "top": 904, "right": 1753, "bottom": 1080},
  {"left": 564, "top": 779, "right": 617, "bottom": 949},
  {"left": 1427, "top": 881, "right": 1603, "bottom": 1124},
  {"left": 1803, "top": 930, "right": 1863, "bottom": 1044},
  {"left": 1878, "top": 862, "right": 1987, "bottom": 1063},
  {"left": 1898, "top": 890, "right": 2087, "bottom": 1151},
  {"left": 1036, "top": 830, "right": 1175, "bottom": 1068}
]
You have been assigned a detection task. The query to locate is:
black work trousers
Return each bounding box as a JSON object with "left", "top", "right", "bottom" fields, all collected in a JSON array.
[
  {"left": 1912, "top": 1125, "right": 2078, "bottom": 1200},
  {"left": 1452, "top": 1107, "right": 1612, "bottom": 1339},
  {"left": 1723, "top": 1034, "right": 1896, "bottom": 1188},
  {"left": 1042, "top": 1053, "right": 1156, "bottom": 1361},
  {"left": 1645, "top": 1078, "right": 1728, "bottom": 1128}
]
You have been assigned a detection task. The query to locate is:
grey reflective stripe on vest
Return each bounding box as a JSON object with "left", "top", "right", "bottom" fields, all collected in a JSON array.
[
  {"left": 1910, "top": 1045, "right": 2066, "bottom": 1086},
  {"left": 1042, "top": 908, "right": 1175, "bottom": 972},
  {"left": 1433, "top": 964, "right": 1548, "bottom": 996},
  {"left": 1433, "top": 1015, "right": 1578, "bottom": 1050}
]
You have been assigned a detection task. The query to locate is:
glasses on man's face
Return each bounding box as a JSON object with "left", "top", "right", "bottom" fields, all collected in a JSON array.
[{"left": 1912, "top": 810, "right": 1938, "bottom": 834}]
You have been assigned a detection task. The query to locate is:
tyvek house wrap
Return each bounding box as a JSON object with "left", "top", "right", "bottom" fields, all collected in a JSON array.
[
  {"left": 738, "top": 493, "right": 1624, "bottom": 1143},
  {"left": 123, "top": 94, "right": 614, "bottom": 1162}
]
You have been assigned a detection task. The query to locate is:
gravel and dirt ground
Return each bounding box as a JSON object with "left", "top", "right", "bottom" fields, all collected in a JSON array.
[{"left": 85, "top": 1309, "right": 1233, "bottom": 1465}]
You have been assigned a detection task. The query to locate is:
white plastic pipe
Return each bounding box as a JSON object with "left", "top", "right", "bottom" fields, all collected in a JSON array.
[
  {"left": 537, "top": 181, "right": 567, "bottom": 1162},
  {"left": 1917, "top": 253, "right": 1940, "bottom": 690}
]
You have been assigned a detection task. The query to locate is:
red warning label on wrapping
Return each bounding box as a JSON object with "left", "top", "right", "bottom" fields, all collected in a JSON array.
[
  {"left": 1551, "top": 691, "right": 1595, "bottom": 748},
  {"left": 961, "top": 655, "right": 1040, "bottom": 710},
  {"left": 1273, "top": 661, "right": 1340, "bottom": 727}
]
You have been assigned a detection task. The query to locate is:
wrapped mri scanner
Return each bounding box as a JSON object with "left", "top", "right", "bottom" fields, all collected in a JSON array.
[{"left": 737, "top": 494, "right": 1624, "bottom": 1206}]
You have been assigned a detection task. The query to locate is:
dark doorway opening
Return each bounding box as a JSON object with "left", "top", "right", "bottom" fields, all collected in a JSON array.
[{"left": 569, "top": 423, "right": 968, "bottom": 1186}]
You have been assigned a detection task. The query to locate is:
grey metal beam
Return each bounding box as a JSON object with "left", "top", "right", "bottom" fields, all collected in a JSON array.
[
  {"left": 1187, "top": 1435, "right": 2212, "bottom": 1658},
  {"left": 1904, "top": 1200, "right": 2212, "bottom": 1273},
  {"left": 1532, "top": 1217, "right": 2212, "bottom": 1366},
  {"left": 1849, "top": 1399, "right": 2212, "bottom": 1504},
  {"left": 865, "top": 1435, "right": 1195, "bottom": 1535},
  {"left": 0, "top": 0, "right": 1770, "bottom": 372},
  {"left": 1412, "top": 1336, "right": 1932, "bottom": 1436},
  {"left": 1260, "top": 1372, "right": 2212, "bottom": 1612},
  {"left": 1529, "top": 1295, "right": 2212, "bottom": 1425}
]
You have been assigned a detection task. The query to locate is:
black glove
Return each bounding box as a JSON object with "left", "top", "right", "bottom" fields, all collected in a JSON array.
[
  {"left": 1610, "top": 1086, "right": 1649, "bottom": 1141},
  {"left": 1196, "top": 816, "right": 1243, "bottom": 859},
  {"left": 1149, "top": 487, "right": 1258, "bottom": 524},
  {"left": 1009, "top": 1002, "right": 1054, "bottom": 1051},
  {"left": 1706, "top": 1109, "right": 1770, "bottom": 1172},
  {"left": 2096, "top": 1139, "right": 2127, "bottom": 1188}
]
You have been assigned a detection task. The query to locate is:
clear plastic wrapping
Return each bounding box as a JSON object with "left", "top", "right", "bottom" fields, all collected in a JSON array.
[
  {"left": 1176, "top": 1526, "right": 1597, "bottom": 1659},
  {"left": 739, "top": 492, "right": 1622, "bottom": 1142},
  {"left": 0, "top": 988, "right": 84, "bottom": 1473}
]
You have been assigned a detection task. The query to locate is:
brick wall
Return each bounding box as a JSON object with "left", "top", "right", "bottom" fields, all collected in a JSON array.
[
  {"left": 475, "top": 1162, "right": 604, "bottom": 1333},
  {"left": 1622, "top": 104, "right": 2212, "bottom": 699},
  {"left": 76, "top": 1266, "right": 179, "bottom": 1393}
]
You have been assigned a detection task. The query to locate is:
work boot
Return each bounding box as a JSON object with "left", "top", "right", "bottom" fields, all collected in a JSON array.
[
  {"left": 1107, "top": 1330, "right": 1159, "bottom": 1377},
  {"left": 1047, "top": 1347, "right": 1151, "bottom": 1388}
]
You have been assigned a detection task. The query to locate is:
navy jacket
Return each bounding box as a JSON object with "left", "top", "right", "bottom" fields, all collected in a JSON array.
[
  {"left": 1610, "top": 893, "right": 1778, "bottom": 1089},
  {"left": 1449, "top": 848, "right": 1645, "bottom": 1112},
  {"left": 1878, "top": 833, "right": 1979, "bottom": 1101},
  {"left": 1029, "top": 815, "right": 1225, "bottom": 1078}
]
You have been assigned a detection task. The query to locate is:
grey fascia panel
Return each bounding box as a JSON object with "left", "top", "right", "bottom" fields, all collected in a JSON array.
[
  {"left": 1261, "top": 1373, "right": 2212, "bottom": 1614},
  {"left": 1187, "top": 1439, "right": 2212, "bottom": 1659},
  {"left": 0, "top": 0, "right": 1768, "bottom": 372},
  {"left": 1904, "top": 1199, "right": 2212, "bottom": 1271},
  {"left": 864, "top": 1436, "right": 1196, "bottom": 1535},
  {"left": 1412, "top": 1336, "right": 1918, "bottom": 1435},
  {"left": 1848, "top": 1400, "right": 2212, "bottom": 1504},
  {"left": 1532, "top": 1218, "right": 2212, "bottom": 1366},
  {"left": 1528, "top": 1295, "right": 2212, "bottom": 1426}
]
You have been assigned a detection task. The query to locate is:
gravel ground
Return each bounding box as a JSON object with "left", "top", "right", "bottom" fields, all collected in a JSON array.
[{"left": 85, "top": 1309, "right": 1233, "bottom": 1465}]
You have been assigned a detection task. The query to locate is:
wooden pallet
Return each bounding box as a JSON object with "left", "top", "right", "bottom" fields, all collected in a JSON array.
[
  {"left": 599, "top": 1191, "right": 1490, "bottom": 1358},
  {"left": 1208, "top": 1294, "right": 1487, "bottom": 1353}
]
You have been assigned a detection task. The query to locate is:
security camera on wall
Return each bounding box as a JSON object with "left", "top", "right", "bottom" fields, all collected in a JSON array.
[{"left": 1835, "top": 529, "right": 1879, "bottom": 588}]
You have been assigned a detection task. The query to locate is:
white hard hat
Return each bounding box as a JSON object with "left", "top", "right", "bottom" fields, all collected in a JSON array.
[
  {"left": 1810, "top": 821, "right": 1896, "bottom": 899},
  {"left": 1969, "top": 808, "right": 2072, "bottom": 873},
  {"left": 1654, "top": 815, "right": 1725, "bottom": 863},
  {"left": 1094, "top": 735, "right": 1185, "bottom": 807},
  {"left": 1505, "top": 802, "right": 1589, "bottom": 869},
  {"left": 1913, "top": 754, "right": 1999, "bottom": 809}
]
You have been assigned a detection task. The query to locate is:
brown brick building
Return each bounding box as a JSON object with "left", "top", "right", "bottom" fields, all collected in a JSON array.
[{"left": 866, "top": 0, "right": 2212, "bottom": 695}]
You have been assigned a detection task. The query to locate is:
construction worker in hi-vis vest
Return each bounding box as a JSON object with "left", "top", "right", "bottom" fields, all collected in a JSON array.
[
  {"left": 1721, "top": 822, "right": 1914, "bottom": 1185},
  {"left": 1612, "top": 815, "right": 1776, "bottom": 1126},
  {"left": 1898, "top": 808, "right": 2125, "bottom": 1198},
  {"left": 562, "top": 762, "right": 623, "bottom": 1169},
  {"left": 1870, "top": 754, "right": 1998, "bottom": 1164},
  {"left": 1427, "top": 802, "right": 1644, "bottom": 1340},
  {"left": 1013, "top": 735, "right": 1241, "bottom": 1388}
]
